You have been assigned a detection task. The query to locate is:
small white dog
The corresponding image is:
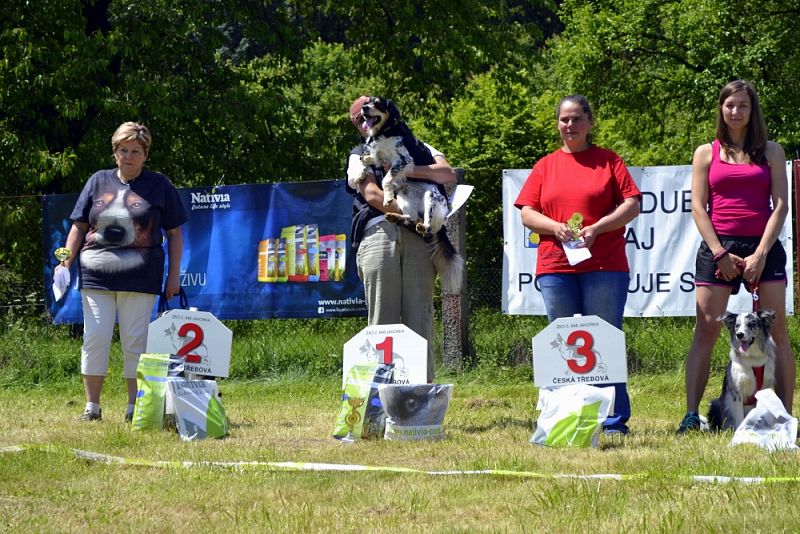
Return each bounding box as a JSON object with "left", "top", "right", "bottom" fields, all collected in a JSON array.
[{"left": 708, "top": 310, "right": 777, "bottom": 431}]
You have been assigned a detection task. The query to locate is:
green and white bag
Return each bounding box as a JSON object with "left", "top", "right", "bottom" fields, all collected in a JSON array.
[
  {"left": 169, "top": 379, "right": 228, "bottom": 440},
  {"left": 332, "top": 362, "right": 394, "bottom": 441},
  {"left": 531, "top": 384, "right": 615, "bottom": 448},
  {"left": 132, "top": 353, "right": 184, "bottom": 431}
]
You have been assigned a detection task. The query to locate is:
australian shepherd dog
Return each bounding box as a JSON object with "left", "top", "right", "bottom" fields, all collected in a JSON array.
[
  {"left": 708, "top": 310, "right": 777, "bottom": 431},
  {"left": 348, "top": 96, "right": 463, "bottom": 292}
]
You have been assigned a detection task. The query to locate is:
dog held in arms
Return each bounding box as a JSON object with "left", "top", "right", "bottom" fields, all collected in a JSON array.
[
  {"left": 348, "top": 96, "right": 463, "bottom": 292},
  {"left": 708, "top": 310, "right": 777, "bottom": 431}
]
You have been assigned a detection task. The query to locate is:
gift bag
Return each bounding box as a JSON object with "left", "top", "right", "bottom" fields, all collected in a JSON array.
[
  {"left": 169, "top": 379, "right": 228, "bottom": 440},
  {"left": 730, "top": 389, "right": 798, "bottom": 451},
  {"left": 361, "top": 363, "right": 395, "bottom": 439},
  {"left": 379, "top": 384, "right": 453, "bottom": 441},
  {"left": 332, "top": 362, "right": 394, "bottom": 441},
  {"left": 531, "top": 384, "right": 614, "bottom": 448},
  {"left": 132, "top": 354, "right": 185, "bottom": 431}
]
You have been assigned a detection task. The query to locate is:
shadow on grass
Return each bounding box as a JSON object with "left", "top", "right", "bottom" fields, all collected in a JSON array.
[{"left": 457, "top": 416, "right": 534, "bottom": 433}]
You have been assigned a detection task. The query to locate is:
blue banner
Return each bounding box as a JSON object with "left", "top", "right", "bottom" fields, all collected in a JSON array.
[{"left": 42, "top": 181, "right": 368, "bottom": 323}]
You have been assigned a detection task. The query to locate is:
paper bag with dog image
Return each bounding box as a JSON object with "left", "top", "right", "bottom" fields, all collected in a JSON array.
[{"left": 531, "top": 384, "right": 614, "bottom": 448}]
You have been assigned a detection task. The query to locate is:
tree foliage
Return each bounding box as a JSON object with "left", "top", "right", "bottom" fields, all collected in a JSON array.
[
  {"left": 4, "top": 0, "right": 800, "bottom": 308},
  {"left": 542, "top": 0, "right": 800, "bottom": 165}
]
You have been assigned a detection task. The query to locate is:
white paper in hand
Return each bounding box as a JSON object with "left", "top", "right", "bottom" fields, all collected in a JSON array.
[
  {"left": 446, "top": 185, "right": 474, "bottom": 219},
  {"left": 563, "top": 239, "right": 592, "bottom": 266},
  {"left": 53, "top": 266, "right": 71, "bottom": 301}
]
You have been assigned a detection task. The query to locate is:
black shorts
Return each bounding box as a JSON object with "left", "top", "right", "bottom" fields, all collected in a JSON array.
[{"left": 695, "top": 236, "right": 787, "bottom": 295}]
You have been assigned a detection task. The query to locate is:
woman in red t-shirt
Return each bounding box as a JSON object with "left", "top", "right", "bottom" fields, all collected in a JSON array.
[{"left": 515, "top": 95, "right": 641, "bottom": 435}]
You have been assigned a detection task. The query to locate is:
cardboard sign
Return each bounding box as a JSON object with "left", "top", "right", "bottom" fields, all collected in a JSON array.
[
  {"left": 342, "top": 323, "right": 427, "bottom": 388},
  {"left": 146, "top": 309, "right": 232, "bottom": 377},
  {"left": 532, "top": 315, "right": 627, "bottom": 388}
]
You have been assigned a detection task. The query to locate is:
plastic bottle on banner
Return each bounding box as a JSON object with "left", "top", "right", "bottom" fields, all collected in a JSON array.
[
  {"left": 276, "top": 237, "right": 288, "bottom": 282},
  {"left": 334, "top": 234, "right": 347, "bottom": 281},
  {"left": 290, "top": 225, "right": 309, "bottom": 282},
  {"left": 306, "top": 224, "right": 320, "bottom": 282},
  {"left": 280, "top": 226, "right": 296, "bottom": 279},
  {"left": 257, "top": 240, "right": 269, "bottom": 282},
  {"left": 319, "top": 234, "right": 336, "bottom": 282},
  {"left": 265, "top": 238, "right": 278, "bottom": 282}
]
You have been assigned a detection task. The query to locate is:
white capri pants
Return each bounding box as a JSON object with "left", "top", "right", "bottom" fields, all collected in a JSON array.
[{"left": 81, "top": 289, "right": 157, "bottom": 379}]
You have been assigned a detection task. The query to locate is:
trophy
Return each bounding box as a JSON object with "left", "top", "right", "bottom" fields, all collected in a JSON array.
[
  {"left": 566, "top": 212, "right": 583, "bottom": 240},
  {"left": 54, "top": 247, "right": 71, "bottom": 264}
]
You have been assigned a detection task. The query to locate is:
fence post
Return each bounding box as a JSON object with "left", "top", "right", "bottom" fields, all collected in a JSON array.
[{"left": 442, "top": 168, "right": 472, "bottom": 371}]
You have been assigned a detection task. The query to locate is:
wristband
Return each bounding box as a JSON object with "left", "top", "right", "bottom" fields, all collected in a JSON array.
[{"left": 712, "top": 248, "right": 729, "bottom": 262}]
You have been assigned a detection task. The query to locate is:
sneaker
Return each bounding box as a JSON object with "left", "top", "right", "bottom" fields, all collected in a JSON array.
[
  {"left": 676, "top": 411, "right": 701, "bottom": 434},
  {"left": 78, "top": 408, "right": 102, "bottom": 422},
  {"left": 125, "top": 410, "right": 134, "bottom": 423}
]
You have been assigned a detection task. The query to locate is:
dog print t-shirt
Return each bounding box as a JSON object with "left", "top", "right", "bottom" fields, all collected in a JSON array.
[{"left": 70, "top": 168, "right": 188, "bottom": 294}]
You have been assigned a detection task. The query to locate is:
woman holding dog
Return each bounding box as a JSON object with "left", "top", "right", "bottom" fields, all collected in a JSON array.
[
  {"left": 677, "top": 80, "right": 794, "bottom": 433},
  {"left": 345, "top": 95, "right": 456, "bottom": 382},
  {"left": 57, "top": 122, "right": 187, "bottom": 422},
  {"left": 515, "top": 94, "right": 641, "bottom": 436}
]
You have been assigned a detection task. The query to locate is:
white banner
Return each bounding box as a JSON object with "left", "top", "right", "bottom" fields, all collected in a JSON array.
[{"left": 502, "top": 164, "right": 794, "bottom": 316}]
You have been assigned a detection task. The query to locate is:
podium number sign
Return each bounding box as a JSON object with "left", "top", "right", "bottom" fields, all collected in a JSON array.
[
  {"left": 146, "top": 309, "right": 232, "bottom": 377},
  {"left": 532, "top": 315, "right": 627, "bottom": 388},
  {"left": 342, "top": 324, "right": 427, "bottom": 388}
]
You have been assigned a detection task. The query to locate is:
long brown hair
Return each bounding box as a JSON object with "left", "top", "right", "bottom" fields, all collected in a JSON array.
[{"left": 715, "top": 80, "right": 767, "bottom": 164}]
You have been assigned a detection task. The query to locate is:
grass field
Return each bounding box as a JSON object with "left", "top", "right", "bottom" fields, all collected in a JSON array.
[{"left": 3, "top": 369, "right": 800, "bottom": 532}]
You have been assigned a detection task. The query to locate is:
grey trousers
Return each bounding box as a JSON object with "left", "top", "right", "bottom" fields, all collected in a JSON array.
[{"left": 356, "top": 220, "right": 436, "bottom": 381}]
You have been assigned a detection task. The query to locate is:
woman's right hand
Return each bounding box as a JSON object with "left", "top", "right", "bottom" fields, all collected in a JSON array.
[
  {"left": 716, "top": 253, "right": 743, "bottom": 281},
  {"left": 552, "top": 221, "right": 572, "bottom": 242}
]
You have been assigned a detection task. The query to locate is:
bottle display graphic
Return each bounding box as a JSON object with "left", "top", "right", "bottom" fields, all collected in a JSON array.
[{"left": 259, "top": 225, "right": 344, "bottom": 283}]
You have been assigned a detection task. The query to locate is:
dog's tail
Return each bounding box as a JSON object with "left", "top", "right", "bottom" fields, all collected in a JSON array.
[
  {"left": 707, "top": 398, "right": 727, "bottom": 432},
  {"left": 707, "top": 366, "right": 734, "bottom": 432},
  {"left": 428, "top": 228, "right": 464, "bottom": 293}
]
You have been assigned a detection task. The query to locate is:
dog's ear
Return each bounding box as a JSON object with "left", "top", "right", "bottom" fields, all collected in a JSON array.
[
  {"left": 717, "top": 311, "right": 737, "bottom": 331},
  {"left": 385, "top": 99, "right": 401, "bottom": 122},
  {"left": 757, "top": 309, "right": 776, "bottom": 331}
]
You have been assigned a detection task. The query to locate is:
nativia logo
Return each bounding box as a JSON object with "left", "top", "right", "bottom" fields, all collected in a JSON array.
[
  {"left": 190, "top": 190, "right": 231, "bottom": 211},
  {"left": 524, "top": 229, "right": 540, "bottom": 248}
]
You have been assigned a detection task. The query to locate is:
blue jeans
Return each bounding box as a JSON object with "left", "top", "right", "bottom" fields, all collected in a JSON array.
[{"left": 537, "top": 271, "right": 631, "bottom": 433}]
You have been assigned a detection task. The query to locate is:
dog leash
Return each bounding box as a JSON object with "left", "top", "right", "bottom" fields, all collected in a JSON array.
[{"left": 745, "top": 279, "right": 763, "bottom": 407}]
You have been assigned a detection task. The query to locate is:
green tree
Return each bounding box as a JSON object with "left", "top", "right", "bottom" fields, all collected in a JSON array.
[{"left": 541, "top": 0, "right": 800, "bottom": 166}]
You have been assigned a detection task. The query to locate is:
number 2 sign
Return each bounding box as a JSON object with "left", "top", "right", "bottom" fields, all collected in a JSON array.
[
  {"left": 146, "top": 309, "right": 232, "bottom": 377},
  {"left": 531, "top": 315, "right": 627, "bottom": 388},
  {"left": 342, "top": 323, "right": 428, "bottom": 388}
]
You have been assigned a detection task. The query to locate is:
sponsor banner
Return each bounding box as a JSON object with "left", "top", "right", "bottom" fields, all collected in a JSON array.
[
  {"left": 503, "top": 164, "right": 795, "bottom": 316},
  {"left": 42, "top": 181, "right": 368, "bottom": 323}
]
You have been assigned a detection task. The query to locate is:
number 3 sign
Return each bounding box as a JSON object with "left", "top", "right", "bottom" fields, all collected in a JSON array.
[
  {"left": 532, "top": 315, "right": 627, "bottom": 388},
  {"left": 342, "top": 324, "right": 428, "bottom": 388},
  {"left": 146, "top": 309, "right": 232, "bottom": 377}
]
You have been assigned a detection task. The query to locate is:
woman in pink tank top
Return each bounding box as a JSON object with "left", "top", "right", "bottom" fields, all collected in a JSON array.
[{"left": 677, "top": 80, "right": 794, "bottom": 433}]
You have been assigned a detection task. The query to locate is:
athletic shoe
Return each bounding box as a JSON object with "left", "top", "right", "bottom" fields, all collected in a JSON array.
[
  {"left": 125, "top": 410, "right": 134, "bottom": 423},
  {"left": 78, "top": 408, "right": 102, "bottom": 422},
  {"left": 676, "top": 411, "right": 701, "bottom": 434}
]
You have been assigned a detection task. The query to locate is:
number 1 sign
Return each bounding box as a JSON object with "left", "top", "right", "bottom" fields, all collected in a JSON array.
[
  {"left": 342, "top": 324, "right": 427, "bottom": 388},
  {"left": 532, "top": 315, "right": 627, "bottom": 388}
]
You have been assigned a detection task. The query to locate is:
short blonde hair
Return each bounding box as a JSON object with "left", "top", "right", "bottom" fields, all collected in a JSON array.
[{"left": 111, "top": 122, "right": 152, "bottom": 155}]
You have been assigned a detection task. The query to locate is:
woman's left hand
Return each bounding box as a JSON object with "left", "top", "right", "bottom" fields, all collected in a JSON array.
[
  {"left": 578, "top": 226, "right": 596, "bottom": 248},
  {"left": 742, "top": 253, "right": 766, "bottom": 285},
  {"left": 164, "top": 273, "right": 181, "bottom": 299}
]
